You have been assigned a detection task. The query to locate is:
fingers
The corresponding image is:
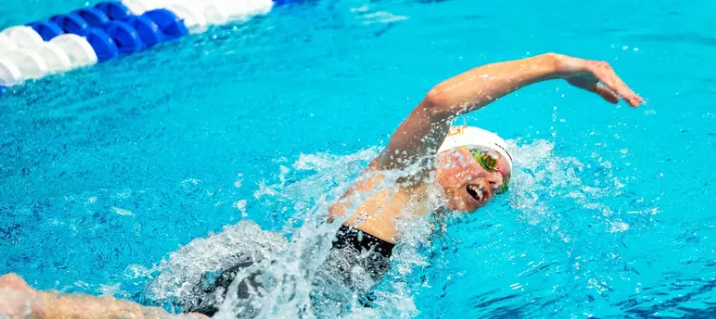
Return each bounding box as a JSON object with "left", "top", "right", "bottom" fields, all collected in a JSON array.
[
  {"left": 0, "top": 274, "right": 35, "bottom": 319},
  {"left": 587, "top": 61, "right": 644, "bottom": 107},
  {"left": 566, "top": 77, "right": 619, "bottom": 104},
  {"left": 0, "top": 274, "right": 29, "bottom": 291},
  {"left": 0, "top": 273, "right": 21, "bottom": 284},
  {"left": 595, "top": 83, "right": 620, "bottom": 104}
]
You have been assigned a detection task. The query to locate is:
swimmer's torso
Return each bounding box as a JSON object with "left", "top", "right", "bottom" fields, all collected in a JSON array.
[{"left": 328, "top": 159, "right": 431, "bottom": 244}]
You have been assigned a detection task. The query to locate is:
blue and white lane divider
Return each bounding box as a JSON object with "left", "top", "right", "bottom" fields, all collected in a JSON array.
[{"left": 0, "top": 0, "right": 290, "bottom": 96}]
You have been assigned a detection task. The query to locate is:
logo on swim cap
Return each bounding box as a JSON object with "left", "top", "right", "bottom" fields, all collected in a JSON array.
[{"left": 438, "top": 126, "right": 513, "bottom": 171}]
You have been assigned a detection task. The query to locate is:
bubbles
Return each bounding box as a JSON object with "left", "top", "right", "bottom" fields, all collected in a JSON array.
[
  {"left": 144, "top": 220, "right": 289, "bottom": 310},
  {"left": 112, "top": 207, "right": 134, "bottom": 216},
  {"left": 608, "top": 220, "right": 630, "bottom": 233},
  {"left": 234, "top": 173, "right": 244, "bottom": 188},
  {"left": 234, "top": 200, "right": 248, "bottom": 218}
]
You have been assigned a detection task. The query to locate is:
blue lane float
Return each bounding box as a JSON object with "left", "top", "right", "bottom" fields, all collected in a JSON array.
[
  {"left": 103, "top": 21, "right": 143, "bottom": 53},
  {"left": 95, "top": 1, "right": 134, "bottom": 21},
  {"left": 1, "top": 0, "right": 300, "bottom": 95},
  {"left": 143, "top": 9, "right": 188, "bottom": 40},
  {"left": 26, "top": 20, "right": 64, "bottom": 41},
  {"left": 85, "top": 28, "right": 118, "bottom": 61},
  {"left": 73, "top": 8, "right": 111, "bottom": 27},
  {"left": 51, "top": 14, "right": 91, "bottom": 36},
  {"left": 125, "top": 16, "right": 163, "bottom": 47}
]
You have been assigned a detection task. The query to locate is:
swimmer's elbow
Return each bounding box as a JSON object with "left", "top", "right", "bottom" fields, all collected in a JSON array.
[
  {"left": 424, "top": 86, "right": 447, "bottom": 108},
  {"left": 422, "top": 87, "right": 453, "bottom": 119}
]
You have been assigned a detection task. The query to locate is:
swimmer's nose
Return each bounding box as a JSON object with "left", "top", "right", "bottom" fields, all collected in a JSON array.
[{"left": 487, "top": 172, "right": 503, "bottom": 193}]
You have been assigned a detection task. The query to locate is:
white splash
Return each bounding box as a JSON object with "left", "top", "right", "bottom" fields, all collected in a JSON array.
[
  {"left": 136, "top": 139, "right": 650, "bottom": 318},
  {"left": 113, "top": 207, "right": 134, "bottom": 216},
  {"left": 234, "top": 200, "right": 248, "bottom": 218}
]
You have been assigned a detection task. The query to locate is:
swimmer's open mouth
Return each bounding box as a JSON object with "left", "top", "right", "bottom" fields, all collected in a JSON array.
[{"left": 466, "top": 184, "right": 484, "bottom": 203}]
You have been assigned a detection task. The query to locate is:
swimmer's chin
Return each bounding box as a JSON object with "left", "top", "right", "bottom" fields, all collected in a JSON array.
[
  {"left": 444, "top": 194, "right": 484, "bottom": 212},
  {"left": 447, "top": 187, "right": 491, "bottom": 212}
]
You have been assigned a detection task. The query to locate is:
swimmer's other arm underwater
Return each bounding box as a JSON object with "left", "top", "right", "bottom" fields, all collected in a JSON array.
[{"left": 0, "top": 53, "right": 643, "bottom": 319}]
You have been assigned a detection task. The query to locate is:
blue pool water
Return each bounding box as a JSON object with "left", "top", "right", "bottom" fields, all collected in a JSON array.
[{"left": 2, "top": 0, "right": 716, "bottom": 317}]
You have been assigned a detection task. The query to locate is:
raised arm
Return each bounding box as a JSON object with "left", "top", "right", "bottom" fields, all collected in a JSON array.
[{"left": 379, "top": 53, "right": 643, "bottom": 170}]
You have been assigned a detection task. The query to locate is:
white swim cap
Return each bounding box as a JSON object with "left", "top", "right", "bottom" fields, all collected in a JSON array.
[{"left": 438, "top": 126, "right": 513, "bottom": 171}]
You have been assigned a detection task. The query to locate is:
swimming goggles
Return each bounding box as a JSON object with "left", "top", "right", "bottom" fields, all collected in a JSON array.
[{"left": 463, "top": 146, "right": 510, "bottom": 194}]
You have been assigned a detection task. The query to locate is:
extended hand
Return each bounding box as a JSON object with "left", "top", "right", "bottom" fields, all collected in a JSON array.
[
  {"left": 553, "top": 54, "right": 644, "bottom": 107},
  {"left": 0, "top": 273, "right": 41, "bottom": 319},
  {"left": 0, "top": 273, "right": 210, "bottom": 319}
]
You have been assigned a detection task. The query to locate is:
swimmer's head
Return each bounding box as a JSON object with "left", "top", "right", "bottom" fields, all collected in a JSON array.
[{"left": 434, "top": 126, "right": 513, "bottom": 212}]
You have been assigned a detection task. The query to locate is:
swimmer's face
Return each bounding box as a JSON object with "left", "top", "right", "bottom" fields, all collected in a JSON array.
[{"left": 435, "top": 147, "right": 511, "bottom": 212}]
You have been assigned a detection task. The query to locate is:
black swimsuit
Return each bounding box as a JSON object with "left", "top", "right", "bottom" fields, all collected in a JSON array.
[
  {"left": 333, "top": 225, "right": 395, "bottom": 258},
  {"left": 188, "top": 225, "right": 395, "bottom": 317},
  {"left": 328, "top": 225, "right": 395, "bottom": 283}
]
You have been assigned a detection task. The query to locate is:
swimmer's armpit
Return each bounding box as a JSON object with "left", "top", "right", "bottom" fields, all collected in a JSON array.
[{"left": 378, "top": 53, "right": 642, "bottom": 173}]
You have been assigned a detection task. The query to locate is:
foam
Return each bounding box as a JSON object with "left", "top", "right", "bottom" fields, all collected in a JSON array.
[{"left": 145, "top": 220, "right": 289, "bottom": 309}]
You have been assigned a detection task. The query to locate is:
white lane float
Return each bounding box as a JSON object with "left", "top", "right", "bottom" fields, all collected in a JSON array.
[
  {"left": 0, "top": 34, "right": 18, "bottom": 54},
  {"left": 123, "top": 0, "right": 266, "bottom": 26},
  {"left": 121, "top": 0, "right": 150, "bottom": 15},
  {"left": 0, "top": 0, "right": 280, "bottom": 91},
  {"left": 200, "top": 0, "right": 232, "bottom": 25},
  {"left": 121, "top": 0, "right": 164, "bottom": 15},
  {"left": 250, "top": 0, "right": 275, "bottom": 15},
  {"left": 49, "top": 34, "right": 98, "bottom": 68},
  {"left": 206, "top": 0, "right": 272, "bottom": 19},
  {"left": 197, "top": 0, "right": 268, "bottom": 23},
  {"left": 28, "top": 42, "right": 73, "bottom": 73},
  {"left": 0, "top": 58, "right": 23, "bottom": 86},
  {"left": 0, "top": 26, "right": 45, "bottom": 48},
  {"left": 164, "top": 1, "right": 208, "bottom": 32},
  {"left": 0, "top": 48, "right": 49, "bottom": 80}
]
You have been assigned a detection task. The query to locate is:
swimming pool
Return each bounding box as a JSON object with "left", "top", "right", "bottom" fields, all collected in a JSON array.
[{"left": 2, "top": 0, "right": 716, "bottom": 317}]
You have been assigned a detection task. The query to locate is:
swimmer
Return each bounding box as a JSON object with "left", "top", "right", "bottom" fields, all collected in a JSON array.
[{"left": 0, "top": 53, "right": 642, "bottom": 319}]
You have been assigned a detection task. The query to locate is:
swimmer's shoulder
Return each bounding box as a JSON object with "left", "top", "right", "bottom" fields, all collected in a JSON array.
[{"left": 328, "top": 155, "right": 430, "bottom": 221}]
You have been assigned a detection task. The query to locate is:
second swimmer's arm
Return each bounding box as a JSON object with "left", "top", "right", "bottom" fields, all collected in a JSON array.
[
  {"left": 379, "top": 53, "right": 643, "bottom": 170},
  {"left": 35, "top": 291, "right": 206, "bottom": 319},
  {"left": 0, "top": 273, "right": 206, "bottom": 319}
]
